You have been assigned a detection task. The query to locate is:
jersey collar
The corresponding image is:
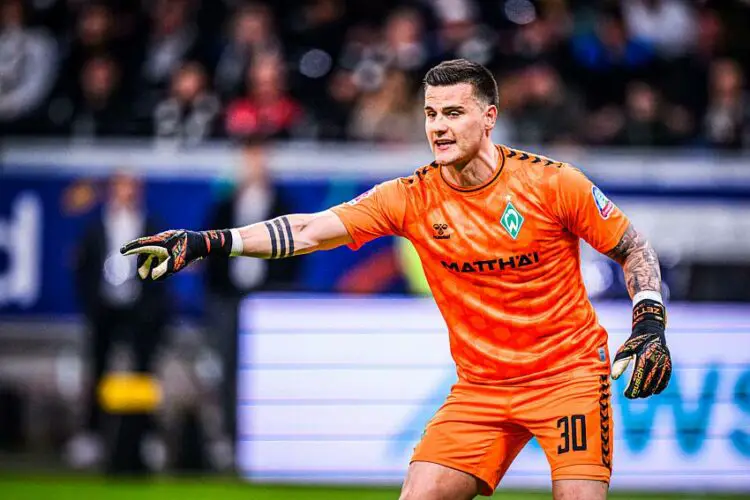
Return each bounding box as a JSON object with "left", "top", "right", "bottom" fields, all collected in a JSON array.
[{"left": 439, "top": 145, "right": 506, "bottom": 194}]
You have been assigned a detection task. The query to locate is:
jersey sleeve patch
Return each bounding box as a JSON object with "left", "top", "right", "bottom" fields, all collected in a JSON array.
[
  {"left": 591, "top": 186, "right": 614, "bottom": 219},
  {"left": 347, "top": 187, "right": 376, "bottom": 205}
]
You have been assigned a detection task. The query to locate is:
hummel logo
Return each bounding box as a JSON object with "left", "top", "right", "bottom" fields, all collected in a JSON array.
[{"left": 432, "top": 223, "right": 451, "bottom": 240}]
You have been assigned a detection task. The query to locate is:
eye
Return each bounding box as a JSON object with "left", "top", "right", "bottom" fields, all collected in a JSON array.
[{"left": 448, "top": 111, "right": 461, "bottom": 117}]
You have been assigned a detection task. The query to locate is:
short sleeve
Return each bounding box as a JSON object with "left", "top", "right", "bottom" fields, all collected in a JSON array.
[
  {"left": 551, "top": 164, "right": 630, "bottom": 254},
  {"left": 330, "top": 178, "right": 408, "bottom": 250}
]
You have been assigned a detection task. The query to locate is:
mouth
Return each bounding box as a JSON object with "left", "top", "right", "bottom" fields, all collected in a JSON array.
[{"left": 434, "top": 139, "right": 455, "bottom": 151}]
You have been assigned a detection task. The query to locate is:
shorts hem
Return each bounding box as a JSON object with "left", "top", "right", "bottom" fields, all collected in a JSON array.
[
  {"left": 409, "top": 458, "right": 496, "bottom": 496},
  {"left": 551, "top": 464, "right": 611, "bottom": 484}
]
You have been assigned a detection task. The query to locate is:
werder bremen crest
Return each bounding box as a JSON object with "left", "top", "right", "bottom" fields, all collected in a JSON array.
[{"left": 500, "top": 201, "right": 524, "bottom": 239}]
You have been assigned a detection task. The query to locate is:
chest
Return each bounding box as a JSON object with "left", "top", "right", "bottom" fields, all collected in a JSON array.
[{"left": 405, "top": 189, "right": 567, "bottom": 272}]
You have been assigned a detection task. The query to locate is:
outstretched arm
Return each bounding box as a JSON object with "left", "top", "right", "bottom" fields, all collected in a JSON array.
[{"left": 120, "top": 210, "right": 352, "bottom": 281}]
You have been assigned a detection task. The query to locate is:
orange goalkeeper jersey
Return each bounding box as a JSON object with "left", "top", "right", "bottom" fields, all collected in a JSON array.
[{"left": 331, "top": 145, "right": 630, "bottom": 383}]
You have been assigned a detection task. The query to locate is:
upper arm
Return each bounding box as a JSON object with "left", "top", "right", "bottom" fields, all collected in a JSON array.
[
  {"left": 298, "top": 210, "right": 354, "bottom": 251},
  {"left": 552, "top": 164, "right": 630, "bottom": 255},
  {"left": 329, "top": 179, "right": 409, "bottom": 250},
  {"left": 604, "top": 222, "right": 651, "bottom": 264}
]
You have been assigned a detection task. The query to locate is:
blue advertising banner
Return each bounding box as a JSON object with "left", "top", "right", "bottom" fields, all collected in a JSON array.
[
  {"left": 0, "top": 174, "right": 402, "bottom": 317},
  {"left": 2, "top": 163, "right": 749, "bottom": 317}
]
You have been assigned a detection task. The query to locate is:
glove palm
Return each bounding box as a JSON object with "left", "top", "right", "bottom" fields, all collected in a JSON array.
[
  {"left": 120, "top": 230, "right": 209, "bottom": 281},
  {"left": 612, "top": 332, "right": 672, "bottom": 399}
]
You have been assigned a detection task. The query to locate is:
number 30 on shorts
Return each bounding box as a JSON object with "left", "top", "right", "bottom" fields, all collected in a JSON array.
[{"left": 557, "top": 414, "right": 587, "bottom": 454}]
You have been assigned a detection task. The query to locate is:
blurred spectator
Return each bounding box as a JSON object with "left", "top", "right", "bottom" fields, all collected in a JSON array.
[
  {"left": 142, "top": 0, "right": 201, "bottom": 85},
  {"left": 380, "top": 7, "right": 430, "bottom": 72},
  {"left": 1, "top": 0, "right": 750, "bottom": 150},
  {"left": 70, "top": 172, "right": 170, "bottom": 473},
  {"left": 213, "top": 3, "right": 281, "bottom": 100},
  {"left": 0, "top": 0, "right": 57, "bottom": 128},
  {"left": 338, "top": 23, "right": 380, "bottom": 71},
  {"left": 585, "top": 106, "right": 626, "bottom": 146},
  {"left": 653, "top": 6, "right": 728, "bottom": 141},
  {"left": 505, "top": 16, "right": 569, "bottom": 71},
  {"left": 204, "top": 138, "right": 299, "bottom": 443},
  {"left": 49, "top": 55, "right": 130, "bottom": 139},
  {"left": 622, "top": 0, "right": 697, "bottom": 58},
  {"left": 293, "top": 0, "right": 347, "bottom": 54},
  {"left": 152, "top": 61, "right": 221, "bottom": 146},
  {"left": 334, "top": 6, "right": 429, "bottom": 103},
  {"left": 349, "top": 70, "right": 422, "bottom": 143},
  {"left": 703, "top": 58, "right": 750, "bottom": 150},
  {"left": 570, "top": 6, "right": 655, "bottom": 110},
  {"left": 507, "top": 64, "right": 582, "bottom": 145},
  {"left": 138, "top": 0, "right": 203, "bottom": 114},
  {"left": 619, "top": 81, "right": 670, "bottom": 146},
  {"left": 57, "top": 2, "right": 117, "bottom": 94},
  {"left": 432, "top": 0, "right": 494, "bottom": 66},
  {"left": 315, "top": 69, "right": 359, "bottom": 140},
  {"left": 224, "top": 53, "right": 303, "bottom": 139}
]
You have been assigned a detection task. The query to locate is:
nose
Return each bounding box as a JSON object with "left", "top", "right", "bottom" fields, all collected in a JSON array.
[{"left": 427, "top": 115, "right": 449, "bottom": 136}]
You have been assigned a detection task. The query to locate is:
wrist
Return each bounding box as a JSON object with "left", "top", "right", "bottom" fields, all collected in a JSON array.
[
  {"left": 229, "top": 228, "right": 243, "bottom": 256},
  {"left": 632, "top": 290, "right": 662, "bottom": 306},
  {"left": 200, "top": 229, "right": 234, "bottom": 257}
]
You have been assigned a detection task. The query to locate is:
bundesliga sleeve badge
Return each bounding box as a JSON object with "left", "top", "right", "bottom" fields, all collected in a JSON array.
[
  {"left": 347, "top": 186, "right": 376, "bottom": 205},
  {"left": 591, "top": 186, "right": 614, "bottom": 219}
]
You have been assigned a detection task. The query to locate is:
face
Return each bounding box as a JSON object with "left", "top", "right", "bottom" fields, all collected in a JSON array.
[
  {"left": 82, "top": 58, "right": 116, "bottom": 99},
  {"left": 173, "top": 65, "right": 205, "bottom": 101},
  {"left": 249, "top": 56, "right": 283, "bottom": 99},
  {"left": 424, "top": 83, "right": 496, "bottom": 166},
  {"left": 79, "top": 5, "right": 110, "bottom": 45},
  {"left": 235, "top": 8, "right": 269, "bottom": 45},
  {"left": 109, "top": 173, "right": 141, "bottom": 209},
  {"left": 240, "top": 144, "right": 269, "bottom": 187}
]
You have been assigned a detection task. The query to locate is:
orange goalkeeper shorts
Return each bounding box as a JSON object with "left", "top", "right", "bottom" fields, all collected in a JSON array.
[{"left": 411, "top": 370, "right": 613, "bottom": 496}]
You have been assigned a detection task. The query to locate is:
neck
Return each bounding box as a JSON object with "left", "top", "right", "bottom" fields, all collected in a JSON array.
[{"left": 442, "top": 141, "right": 499, "bottom": 187}]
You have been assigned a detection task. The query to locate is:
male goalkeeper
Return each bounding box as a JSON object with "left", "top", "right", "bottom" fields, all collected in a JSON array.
[{"left": 122, "top": 59, "right": 671, "bottom": 500}]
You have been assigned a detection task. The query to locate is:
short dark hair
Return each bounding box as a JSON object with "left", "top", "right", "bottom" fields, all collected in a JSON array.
[{"left": 423, "top": 59, "right": 499, "bottom": 108}]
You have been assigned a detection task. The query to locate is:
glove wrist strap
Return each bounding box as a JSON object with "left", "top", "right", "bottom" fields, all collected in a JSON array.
[
  {"left": 632, "top": 297, "right": 666, "bottom": 340},
  {"left": 201, "top": 230, "right": 233, "bottom": 257}
]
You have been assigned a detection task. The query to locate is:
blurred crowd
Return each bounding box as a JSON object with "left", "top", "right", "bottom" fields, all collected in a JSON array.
[{"left": 2, "top": 0, "right": 750, "bottom": 149}]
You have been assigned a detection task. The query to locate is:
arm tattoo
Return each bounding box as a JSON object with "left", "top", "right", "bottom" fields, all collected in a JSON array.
[
  {"left": 265, "top": 216, "right": 295, "bottom": 259},
  {"left": 605, "top": 223, "right": 661, "bottom": 298}
]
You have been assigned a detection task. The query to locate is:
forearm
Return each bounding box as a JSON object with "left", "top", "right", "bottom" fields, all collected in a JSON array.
[
  {"left": 232, "top": 212, "right": 348, "bottom": 259},
  {"left": 607, "top": 229, "right": 670, "bottom": 399},
  {"left": 606, "top": 224, "right": 662, "bottom": 300}
]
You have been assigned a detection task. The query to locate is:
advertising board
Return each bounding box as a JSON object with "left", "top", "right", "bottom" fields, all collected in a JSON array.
[{"left": 237, "top": 296, "right": 750, "bottom": 492}]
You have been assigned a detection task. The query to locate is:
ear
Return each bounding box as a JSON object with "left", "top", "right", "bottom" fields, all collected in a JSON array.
[{"left": 485, "top": 105, "right": 498, "bottom": 130}]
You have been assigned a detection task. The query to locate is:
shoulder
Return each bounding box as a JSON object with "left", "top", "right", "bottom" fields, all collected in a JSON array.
[
  {"left": 500, "top": 146, "right": 589, "bottom": 199},
  {"left": 502, "top": 146, "right": 566, "bottom": 186},
  {"left": 503, "top": 146, "right": 565, "bottom": 170},
  {"left": 397, "top": 162, "right": 441, "bottom": 187},
  {"left": 371, "top": 162, "right": 441, "bottom": 198}
]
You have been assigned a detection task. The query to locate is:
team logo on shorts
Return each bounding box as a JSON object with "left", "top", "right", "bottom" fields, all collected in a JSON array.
[
  {"left": 500, "top": 201, "right": 524, "bottom": 240},
  {"left": 347, "top": 187, "right": 375, "bottom": 205},
  {"left": 592, "top": 186, "right": 614, "bottom": 219}
]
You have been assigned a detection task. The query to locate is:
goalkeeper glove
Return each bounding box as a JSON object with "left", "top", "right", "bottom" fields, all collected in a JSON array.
[
  {"left": 120, "top": 229, "right": 236, "bottom": 281},
  {"left": 611, "top": 295, "right": 672, "bottom": 399}
]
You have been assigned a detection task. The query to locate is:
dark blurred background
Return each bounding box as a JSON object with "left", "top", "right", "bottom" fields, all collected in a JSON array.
[{"left": 0, "top": 0, "right": 748, "bottom": 148}]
